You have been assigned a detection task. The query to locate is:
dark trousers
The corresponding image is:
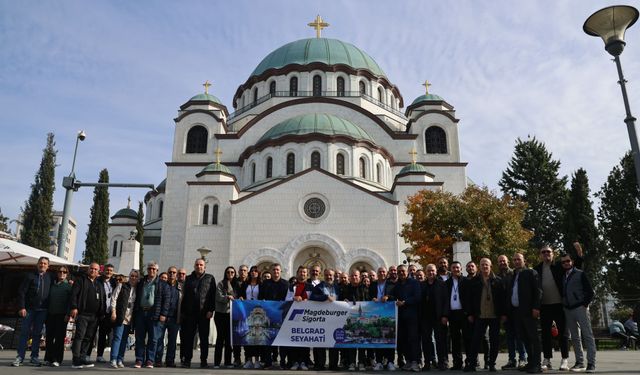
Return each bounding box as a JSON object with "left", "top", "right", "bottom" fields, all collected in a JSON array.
[
  {"left": 233, "top": 345, "right": 242, "bottom": 364},
  {"left": 44, "top": 314, "right": 67, "bottom": 364},
  {"left": 513, "top": 308, "right": 541, "bottom": 368},
  {"left": 156, "top": 316, "right": 179, "bottom": 364},
  {"left": 421, "top": 318, "right": 447, "bottom": 366},
  {"left": 540, "top": 303, "right": 569, "bottom": 359},
  {"left": 448, "top": 309, "right": 467, "bottom": 368},
  {"left": 72, "top": 313, "right": 98, "bottom": 364},
  {"left": 181, "top": 315, "right": 210, "bottom": 363},
  {"left": 95, "top": 315, "right": 112, "bottom": 357},
  {"left": 398, "top": 313, "right": 419, "bottom": 363},
  {"left": 468, "top": 318, "right": 500, "bottom": 367},
  {"left": 375, "top": 348, "right": 395, "bottom": 365},
  {"left": 214, "top": 312, "right": 232, "bottom": 366},
  {"left": 346, "top": 348, "right": 366, "bottom": 365},
  {"left": 313, "top": 348, "right": 326, "bottom": 369}
]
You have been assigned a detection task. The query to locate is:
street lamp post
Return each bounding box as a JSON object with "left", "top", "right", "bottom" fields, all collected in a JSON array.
[
  {"left": 584, "top": 5, "right": 640, "bottom": 189},
  {"left": 197, "top": 246, "right": 212, "bottom": 262},
  {"left": 57, "top": 130, "right": 86, "bottom": 258}
]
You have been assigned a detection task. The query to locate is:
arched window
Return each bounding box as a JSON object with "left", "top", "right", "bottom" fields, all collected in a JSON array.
[
  {"left": 266, "top": 157, "right": 273, "bottom": 178},
  {"left": 311, "top": 151, "right": 321, "bottom": 169},
  {"left": 269, "top": 81, "right": 276, "bottom": 95},
  {"left": 286, "top": 153, "right": 295, "bottom": 175},
  {"left": 378, "top": 87, "right": 384, "bottom": 103},
  {"left": 253, "top": 87, "right": 258, "bottom": 105},
  {"left": 376, "top": 163, "right": 382, "bottom": 183},
  {"left": 359, "top": 157, "right": 366, "bottom": 179},
  {"left": 158, "top": 201, "right": 163, "bottom": 218},
  {"left": 112, "top": 241, "right": 118, "bottom": 257},
  {"left": 186, "top": 125, "right": 208, "bottom": 153},
  {"left": 359, "top": 81, "right": 366, "bottom": 95},
  {"left": 148, "top": 202, "right": 153, "bottom": 218},
  {"left": 212, "top": 204, "right": 218, "bottom": 225},
  {"left": 251, "top": 162, "right": 256, "bottom": 183},
  {"left": 313, "top": 75, "right": 322, "bottom": 96},
  {"left": 202, "top": 204, "right": 209, "bottom": 225},
  {"left": 337, "top": 77, "right": 345, "bottom": 97},
  {"left": 119, "top": 241, "right": 123, "bottom": 256},
  {"left": 290, "top": 77, "right": 298, "bottom": 96},
  {"left": 336, "top": 153, "right": 345, "bottom": 175},
  {"left": 425, "top": 126, "right": 448, "bottom": 154}
]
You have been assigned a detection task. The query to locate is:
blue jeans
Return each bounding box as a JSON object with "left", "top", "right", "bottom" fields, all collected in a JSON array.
[
  {"left": 155, "top": 317, "right": 179, "bottom": 364},
  {"left": 134, "top": 310, "right": 162, "bottom": 363},
  {"left": 110, "top": 324, "right": 131, "bottom": 362},
  {"left": 17, "top": 309, "right": 47, "bottom": 360}
]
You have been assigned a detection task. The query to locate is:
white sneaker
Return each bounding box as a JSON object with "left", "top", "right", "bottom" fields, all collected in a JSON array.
[
  {"left": 117, "top": 361, "right": 125, "bottom": 368},
  {"left": 518, "top": 359, "right": 528, "bottom": 369},
  {"left": 110, "top": 360, "right": 118, "bottom": 368},
  {"left": 373, "top": 363, "right": 383, "bottom": 371},
  {"left": 254, "top": 361, "right": 262, "bottom": 369},
  {"left": 52, "top": 362, "right": 60, "bottom": 367},
  {"left": 542, "top": 358, "right": 552, "bottom": 370},
  {"left": 243, "top": 360, "right": 254, "bottom": 369},
  {"left": 387, "top": 362, "right": 397, "bottom": 371},
  {"left": 12, "top": 357, "right": 23, "bottom": 367},
  {"left": 300, "top": 362, "right": 309, "bottom": 371},
  {"left": 96, "top": 356, "right": 106, "bottom": 363},
  {"left": 560, "top": 358, "right": 570, "bottom": 371},
  {"left": 291, "top": 362, "right": 300, "bottom": 370}
]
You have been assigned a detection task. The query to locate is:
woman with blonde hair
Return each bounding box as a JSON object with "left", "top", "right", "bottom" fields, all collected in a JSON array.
[{"left": 109, "top": 269, "right": 139, "bottom": 368}]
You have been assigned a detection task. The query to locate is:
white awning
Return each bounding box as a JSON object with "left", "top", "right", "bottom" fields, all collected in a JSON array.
[{"left": 0, "top": 238, "right": 78, "bottom": 266}]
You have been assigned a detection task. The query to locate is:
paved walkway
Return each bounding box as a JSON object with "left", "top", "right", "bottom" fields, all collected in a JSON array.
[{"left": 1, "top": 349, "right": 638, "bottom": 374}]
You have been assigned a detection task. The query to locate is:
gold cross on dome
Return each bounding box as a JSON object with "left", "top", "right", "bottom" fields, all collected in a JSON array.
[
  {"left": 409, "top": 147, "right": 418, "bottom": 164},
  {"left": 422, "top": 80, "right": 432, "bottom": 95},
  {"left": 203, "top": 80, "right": 212, "bottom": 95},
  {"left": 308, "top": 15, "right": 329, "bottom": 38},
  {"left": 214, "top": 147, "right": 223, "bottom": 164}
]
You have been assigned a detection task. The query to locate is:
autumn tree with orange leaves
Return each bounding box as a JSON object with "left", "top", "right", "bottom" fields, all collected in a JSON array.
[{"left": 400, "top": 186, "right": 534, "bottom": 267}]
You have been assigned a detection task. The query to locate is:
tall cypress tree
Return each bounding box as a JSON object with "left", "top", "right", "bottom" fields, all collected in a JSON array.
[
  {"left": 499, "top": 137, "right": 568, "bottom": 250},
  {"left": 135, "top": 201, "right": 145, "bottom": 268},
  {"left": 0, "top": 207, "right": 9, "bottom": 233},
  {"left": 596, "top": 153, "right": 640, "bottom": 307},
  {"left": 83, "top": 169, "right": 110, "bottom": 264},
  {"left": 21, "top": 133, "right": 57, "bottom": 251}
]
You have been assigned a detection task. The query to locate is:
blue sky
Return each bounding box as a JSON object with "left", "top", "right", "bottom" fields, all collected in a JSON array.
[{"left": 1, "top": 1, "right": 638, "bottom": 261}]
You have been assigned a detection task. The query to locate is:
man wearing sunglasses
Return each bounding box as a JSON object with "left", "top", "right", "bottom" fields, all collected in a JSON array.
[
  {"left": 70, "top": 262, "right": 105, "bottom": 369},
  {"left": 155, "top": 266, "right": 182, "bottom": 367}
]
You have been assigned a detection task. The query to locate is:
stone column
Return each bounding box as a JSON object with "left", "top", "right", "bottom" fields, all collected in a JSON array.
[
  {"left": 118, "top": 239, "right": 140, "bottom": 274},
  {"left": 452, "top": 241, "right": 471, "bottom": 267}
]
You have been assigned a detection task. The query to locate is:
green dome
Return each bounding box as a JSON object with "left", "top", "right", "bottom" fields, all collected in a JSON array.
[
  {"left": 411, "top": 94, "right": 444, "bottom": 105},
  {"left": 258, "top": 113, "right": 373, "bottom": 144},
  {"left": 189, "top": 93, "right": 222, "bottom": 105},
  {"left": 251, "top": 38, "right": 386, "bottom": 78},
  {"left": 112, "top": 208, "right": 137, "bottom": 220},
  {"left": 199, "top": 162, "right": 232, "bottom": 175},
  {"left": 399, "top": 163, "right": 427, "bottom": 175}
]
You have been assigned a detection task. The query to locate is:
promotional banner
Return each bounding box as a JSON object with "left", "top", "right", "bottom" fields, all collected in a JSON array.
[{"left": 231, "top": 300, "right": 396, "bottom": 348}]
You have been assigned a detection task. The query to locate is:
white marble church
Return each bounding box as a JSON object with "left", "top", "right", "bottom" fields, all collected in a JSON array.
[{"left": 107, "top": 17, "right": 468, "bottom": 278}]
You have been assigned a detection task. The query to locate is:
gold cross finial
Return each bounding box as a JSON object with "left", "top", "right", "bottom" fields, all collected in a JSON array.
[
  {"left": 409, "top": 147, "right": 418, "bottom": 164},
  {"left": 127, "top": 196, "right": 131, "bottom": 209},
  {"left": 422, "top": 80, "right": 432, "bottom": 95},
  {"left": 203, "top": 80, "right": 212, "bottom": 95},
  {"left": 214, "top": 147, "right": 223, "bottom": 165},
  {"left": 308, "top": 15, "right": 329, "bottom": 38}
]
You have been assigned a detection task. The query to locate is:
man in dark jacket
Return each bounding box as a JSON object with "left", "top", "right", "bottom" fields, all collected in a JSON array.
[
  {"left": 342, "top": 269, "right": 371, "bottom": 371},
  {"left": 69, "top": 262, "right": 105, "bottom": 369},
  {"left": 392, "top": 264, "right": 422, "bottom": 372},
  {"left": 445, "top": 261, "right": 468, "bottom": 371},
  {"left": 13, "top": 256, "right": 53, "bottom": 367},
  {"left": 89, "top": 263, "right": 117, "bottom": 363},
  {"left": 464, "top": 258, "right": 505, "bottom": 372},
  {"left": 497, "top": 254, "right": 527, "bottom": 370},
  {"left": 370, "top": 266, "right": 397, "bottom": 371},
  {"left": 180, "top": 258, "right": 216, "bottom": 368},
  {"left": 420, "top": 264, "right": 449, "bottom": 370},
  {"left": 260, "top": 263, "right": 289, "bottom": 369},
  {"left": 133, "top": 261, "right": 170, "bottom": 368},
  {"left": 510, "top": 253, "right": 542, "bottom": 373},
  {"left": 155, "top": 265, "right": 182, "bottom": 367},
  {"left": 561, "top": 253, "right": 596, "bottom": 372},
  {"left": 310, "top": 268, "right": 340, "bottom": 370}
]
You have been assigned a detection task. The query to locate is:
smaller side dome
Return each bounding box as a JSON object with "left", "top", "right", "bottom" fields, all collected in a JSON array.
[
  {"left": 198, "top": 162, "right": 232, "bottom": 175},
  {"left": 112, "top": 208, "right": 138, "bottom": 220},
  {"left": 411, "top": 93, "right": 444, "bottom": 105},
  {"left": 189, "top": 93, "right": 222, "bottom": 105},
  {"left": 398, "top": 163, "right": 428, "bottom": 175}
]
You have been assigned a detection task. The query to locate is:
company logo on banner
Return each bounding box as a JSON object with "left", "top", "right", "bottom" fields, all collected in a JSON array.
[{"left": 231, "top": 300, "right": 396, "bottom": 348}]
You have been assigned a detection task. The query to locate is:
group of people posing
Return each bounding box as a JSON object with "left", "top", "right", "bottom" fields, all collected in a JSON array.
[{"left": 12, "top": 242, "right": 596, "bottom": 373}]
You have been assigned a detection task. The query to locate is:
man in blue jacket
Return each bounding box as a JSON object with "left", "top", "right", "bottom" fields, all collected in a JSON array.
[
  {"left": 13, "top": 256, "right": 53, "bottom": 367},
  {"left": 392, "top": 264, "right": 421, "bottom": 372}
]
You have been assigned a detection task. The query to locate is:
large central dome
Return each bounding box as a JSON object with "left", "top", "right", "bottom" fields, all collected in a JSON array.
[{"left": 250, "top": 38, "right": 387, "bottom": 78}]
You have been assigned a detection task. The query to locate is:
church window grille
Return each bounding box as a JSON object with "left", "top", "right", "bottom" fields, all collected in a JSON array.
[
  {"left": 290, "top": 77, "right": 298, "bottom": 96},
  {"left": 186, "top": 125, "right": 208, "bottom": 154},
  {"left": 359, "top": 81, "right": 366, "bottom": 95},
  {"left": 378, "top": 87, "right": 384, "bottom": 103},
  {"left": 203, "top": 204, "right": 209, "bottom": 225},
  {"left": 304, "top": 198, "right": 326, "bottom": 219},
  {"left": 359, "top": 157, "right": 366, "bottom": 179},
  {"left": 425, "top": 126, "right": 448, "bottom": 154},
  {"left": 286, "top": 153, "right": 295, "bottom": 175},
  {"left": 376, "top": 163, "right": 382, "bottom": 183},
  {"left": 266, "top": 157, "right": 273, "bottom": 178},
  {"left": 269, "top": 81, "right": 276, "bottom": 95},
  {"left": 212, "top": 204, "right": 218, "bottom": 225},
  {"left": 337, "top": 77, "right": 345, "bottom": 97},
  {"left": 251, "top": 162, "right": 256, "bottom": 183},
  {"left": 311, "top": 151, "right": 321, "bottom": 169},
  {"left": 313, "top": 75, "right": 322, "bottom": 96},
  {"left": 112, "top": 241, "right": 118, "bottom": 257},
  {"left": 336, "top": 154, "right": 345, "bottom": 175},
  {"left": 158, "top": 201, "right": 163, "bottom": 218},
  {"left": 253, "top": 88, "right": 258, "bottom": 105}
]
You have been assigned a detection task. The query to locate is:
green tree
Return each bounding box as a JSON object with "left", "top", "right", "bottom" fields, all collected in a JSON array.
[
  {"left": 21, "top": 133, "right": 57, "bottom": 251},
  {"left": 596, "top": 153, "right": 640, "bottom": 307},
  {"left": 136, "top": 201, "right": 145, "bottom": 268},
  {"left": 499, "top": 137, "right": 568, "bottom": 250},
  {"left": 83, "top": 169, "right": 110, "bottom": 264},
  {"left": 0, "top": 207, "right": 10, "bottom": 233},
  {"left": 400, "top": 185, "right": 533, "bottom": 266}
]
